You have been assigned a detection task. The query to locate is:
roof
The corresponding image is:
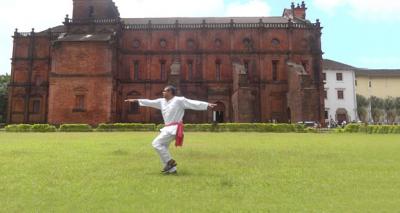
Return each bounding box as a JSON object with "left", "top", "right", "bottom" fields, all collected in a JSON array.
[
  {"left": 323, "top": 59, "right": 400, "bottom": 75},
  {"left": 122, "top": 16, "right": 303, "bottom": 25},
  {"left": 355, "top": 69, "right": 400, "bottom": 76},
  {"left": 56, "top": 33, "right": 113, "bottom": 42},
  {"left": 323, "top": 59, "right": 356, "bottom": 71}
]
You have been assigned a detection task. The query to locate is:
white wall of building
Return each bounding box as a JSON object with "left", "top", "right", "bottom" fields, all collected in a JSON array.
[{"left": 323, "top": 69, "right": 358, "bottom": 124}]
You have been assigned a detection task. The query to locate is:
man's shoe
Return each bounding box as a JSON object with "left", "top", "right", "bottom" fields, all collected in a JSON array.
[
  {"left": 162, "top": 159, "right": 177, "bottom": 173},
  {"left": 168, "top": 170, "right": 178, "bottom": 175}
]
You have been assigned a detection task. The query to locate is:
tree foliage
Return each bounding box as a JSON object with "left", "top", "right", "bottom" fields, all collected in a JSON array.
[{"left": 0, "top": 74, "right": 10, "bottom": 123}]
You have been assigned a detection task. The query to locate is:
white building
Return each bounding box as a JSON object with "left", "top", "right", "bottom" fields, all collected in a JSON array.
[{"left": 323, "top": 59, "right": 358, "bottom": 125}]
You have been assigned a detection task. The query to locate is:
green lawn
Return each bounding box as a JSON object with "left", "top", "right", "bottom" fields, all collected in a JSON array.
[{"left": 0, "top": 132, "right": 399, "bottom": 212}]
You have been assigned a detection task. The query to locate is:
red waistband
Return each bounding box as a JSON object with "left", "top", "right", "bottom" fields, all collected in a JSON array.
[{"left": 165, "top": 122, "right": 183, "bottom": 127}]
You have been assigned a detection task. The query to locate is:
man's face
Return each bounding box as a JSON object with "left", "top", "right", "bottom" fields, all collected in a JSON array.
[{"left": 162, "top": 88, "right": 172, "bottom": 99}]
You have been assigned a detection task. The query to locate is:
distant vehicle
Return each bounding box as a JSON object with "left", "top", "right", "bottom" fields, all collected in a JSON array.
[{"left": 297, "top": 121, "right": 318, "bottom": 128}]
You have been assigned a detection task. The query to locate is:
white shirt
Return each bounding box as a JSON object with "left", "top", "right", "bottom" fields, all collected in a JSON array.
[{"left": 138, "top": 96, "right": 209, "bottom": 135}]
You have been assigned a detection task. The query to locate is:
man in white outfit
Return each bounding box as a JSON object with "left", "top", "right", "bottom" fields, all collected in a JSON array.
[{"left": 125, "top": 85, "right": 216, "bottom": 174}]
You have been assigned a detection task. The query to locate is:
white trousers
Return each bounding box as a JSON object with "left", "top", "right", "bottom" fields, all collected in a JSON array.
[{"left": 152, "top": 131, "right": 177, "bottom": 172}]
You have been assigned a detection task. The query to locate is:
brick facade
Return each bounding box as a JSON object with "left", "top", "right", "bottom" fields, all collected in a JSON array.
[{"left": 7, "top": 0, "right": 324, "bottom": 125}]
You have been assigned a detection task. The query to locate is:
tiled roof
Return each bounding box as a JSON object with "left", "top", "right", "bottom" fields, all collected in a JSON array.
[
  {"left": 122, "top": 16, "right": 300, "bottom": 25},
  {"left": 323, "top": 59, "right": 356, "bottom": 70},
  {"left": 56, "top": 33, "right": 112, "bottom": 42},
  {"left": 355, "top": 69, "right": 400, "bottom": 76}
]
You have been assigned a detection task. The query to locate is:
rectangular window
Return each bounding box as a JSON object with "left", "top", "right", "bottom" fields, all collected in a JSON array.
[
  {"left": 336, "top": 73, "right": 343, "bottom": 81},
  {"left": 272, "top": 60, "right": 278, "bottom": 81},
  {"left": 188, "top": 61, "right": 193, "bottom": 80},
  {"left": 369, "top": 81, "right": 372, "bottom": 87},
  {"left": 216, "top": 61, "right": 221, "bottom": 81},
  {"left": 301, "top": 60, "right": 308, "bottom": 73},
  {"left": 244, "top": 61, "right": 249, "bottom": 74},
  {"left": 133, "top": 61, "right": 139, "bottom": 80},
  {"left": 322, "top": 73, "right": 326, "bottom": 81},
  {"left": 31, "top": 100, "right": 40, "bottom": 114},
  {"left": 355, "top": 80, "right": 357, "bottom": 86},
  {"left": 75, "top": 95, "right": 85, "bottom": 111},
  {"left": 160, "top": 61, "right": 166, "bottom": 80},
  {"left": 128, "top": 102, "right": 139, "bottom": 114},
  {"left": 324, "top": 110, "right": 329, "bottom": 119},
  {"left": 324, "top": 90, "right": 328, "bottom": 99},
  {"left": 337, "top": 90, "right": 344, "bottom": 100}
]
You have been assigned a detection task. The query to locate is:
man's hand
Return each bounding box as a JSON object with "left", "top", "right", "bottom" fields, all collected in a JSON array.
[
  {"left": 208, "top": 103, "right": 217, "bottom": 110},
  {"left": 124, "top": 99, "right": 138, "bottom": 103}
]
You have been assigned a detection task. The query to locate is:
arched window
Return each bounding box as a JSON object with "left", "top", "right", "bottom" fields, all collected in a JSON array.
[
  {"left": 73, "top": 87, "right": 88, "bottom": 112},
  {"left": 212, "top": 101, "right": 225, "bottom": 123},
  {"left": 88, "top": 6, "right": 94, "bottom": 18},
  {"left": 187, "top": 60, "right": 193, "bottom": 80},
  {"left": 160, "top": 60, "right": 166, "bottom": 80},
  {"left": 133, "top": 61, "right": 140, "bottom": 80},
  {"left": 215, "top": 60, "right": 221, "bottom": 81}
]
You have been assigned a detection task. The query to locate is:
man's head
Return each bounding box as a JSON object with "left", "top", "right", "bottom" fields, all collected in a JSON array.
[{"left": 162, "top": 85, "right": 176, "bottom": 99}]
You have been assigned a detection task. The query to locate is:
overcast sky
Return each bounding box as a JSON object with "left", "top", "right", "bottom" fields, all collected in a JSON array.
[{"left": 1, "top": 0, "right": 399, "bottom": 74}]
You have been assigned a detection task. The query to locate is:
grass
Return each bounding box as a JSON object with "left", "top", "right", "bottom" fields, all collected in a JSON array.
[{"left": 0, "top": 132, "right": 399, "bottom": 212}]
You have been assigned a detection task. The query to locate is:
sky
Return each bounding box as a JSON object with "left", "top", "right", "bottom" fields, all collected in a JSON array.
[{"left": 0, "top": 0, "right": 399, "bottom": 74}]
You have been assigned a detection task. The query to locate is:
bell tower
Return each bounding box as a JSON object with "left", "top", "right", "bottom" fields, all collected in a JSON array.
[{"left": 72, "top": 0, "right": 120, "bottom": 19}]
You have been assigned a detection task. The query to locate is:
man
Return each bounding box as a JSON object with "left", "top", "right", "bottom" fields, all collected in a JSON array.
[{"left": 125, "top": 85, "right": 217, "bottom": 174}]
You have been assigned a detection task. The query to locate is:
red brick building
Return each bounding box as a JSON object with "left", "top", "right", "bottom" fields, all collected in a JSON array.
[{"left": 7, "top": 0, "right": 324, "bottom": 125}]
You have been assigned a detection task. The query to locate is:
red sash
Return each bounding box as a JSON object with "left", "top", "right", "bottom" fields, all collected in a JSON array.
[{"left": 165, "top": 122, "right": 184, "bottom": 147}]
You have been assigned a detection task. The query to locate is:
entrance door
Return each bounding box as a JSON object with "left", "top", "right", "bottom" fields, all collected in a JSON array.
[{"left": 212, "top": 101, "right": 225, "bottom": 123}]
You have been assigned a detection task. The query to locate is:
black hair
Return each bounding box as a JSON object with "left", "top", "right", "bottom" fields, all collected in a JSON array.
[{"left": 164, "top": 85, "right": 177, "bottom": 95}]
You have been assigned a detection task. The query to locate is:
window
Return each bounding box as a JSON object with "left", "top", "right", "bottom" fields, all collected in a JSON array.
[
  {"left": 322, "top": 73, "right": 326, "bottom": 81},
  {"left": 336, "top": 73, "right": 343, "bottom": 81},
  {"left": 128, "top": 102, "right": 139, "bottom": 114},
  {"left": 75, "top": 95, "right": 85, "bottom": 111},
  {"left": 337, "top": 90, "right": 344, "bottom": 100},
  {"left": 243, "top": 38, "right": 252, "bottom": 48},
  {"left": 355, "top": 80, "right": 357, "bottom": 86},
  {"left": 188, "top": 61, "right": 193, "bottom": 80},
  {"left": 301, "top": 61, "right": 308, "bottom": 73},
  {"left": 324, "top": 110, "right": 329, "bottom": 119},
  {"left": 272, "top": 60, "right": 279, "bottom": 81},
  {"left": 324, "top": 90, "right": 328, "bottom": 99},
  {"left": 244, "top": 61, "right": 249, "bottom": 74},
  {"left": 88, "top": 6, "right": 94, "bottom": 17},
  {"left": 369, "top": 81, "right": 372, "bottom": 87},
  {"left": 216, "top": 61, "right": 221, "bottom": 81},
  {"left": 160, "top": 61, "right": 166, "bottom": 80},
  {"left": 31, "top": 100, "right": 40, "bottom": 114},
  {"left": 133, "top": 61, "right": 139, "bottom": 80}
]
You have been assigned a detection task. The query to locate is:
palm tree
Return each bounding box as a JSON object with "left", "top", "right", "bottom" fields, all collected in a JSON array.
[
  {"left": 370, "top": 96, "right": 384, "bottom": 123},
  {"left": 384, "top": 97, "right": 396, "bottom": 124},
  {"left": 356, "top": 94, "right": 369, "bottom": 122}
]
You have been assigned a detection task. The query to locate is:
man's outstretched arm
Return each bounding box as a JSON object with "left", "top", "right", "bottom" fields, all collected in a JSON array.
[
  {"left": 182, "top": 98, "right": 217, "bottom": 111},
  {"left": 125, "top": 98, "right": 162, "bottom": 110}
]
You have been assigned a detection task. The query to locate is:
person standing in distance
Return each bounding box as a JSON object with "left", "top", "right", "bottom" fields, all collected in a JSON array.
[{"left": 125, "top": 85, "right": 217, "bottom": 174}]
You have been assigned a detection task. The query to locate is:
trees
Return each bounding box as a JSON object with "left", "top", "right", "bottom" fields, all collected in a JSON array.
[
  {"left": 356, "top": 94, "right": 369, "bottom": 122},
  {"left": 370, "top": 96, "right": 384, "bottom": 123},
  {"left": 384, "top": 97, "right": 397, "bottom": 124},
  {"left": 0, "top": 74, "right": 10, "bottom": 123}
]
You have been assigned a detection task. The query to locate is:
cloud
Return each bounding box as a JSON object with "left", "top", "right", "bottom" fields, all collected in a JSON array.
[{"left": 313, "top": 0, "right": 400, "bottom": 21}]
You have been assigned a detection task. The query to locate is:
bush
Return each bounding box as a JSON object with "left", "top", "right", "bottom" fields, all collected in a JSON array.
[
  {"left": 31, "top": 124, "right": 57, "bottom": 132},
  {"left": 156, "top": 123, "right": 304, "bottom": 133},
  {"left": 344, "top": 124, "right": 362, "bottom": 133},
  {"left": 96, "top": 123, "right": 156, "bottom": 132},
  {"left": 5, "top": 124, "right": 32, "bottom": 132},
  {"left": 59, "top": 124, "right": 92, "bottom": 132}
]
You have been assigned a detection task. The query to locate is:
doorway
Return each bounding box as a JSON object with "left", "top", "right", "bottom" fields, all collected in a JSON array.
[{"left": 212, "top": 101, "right": 225, "bottom": 123}]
